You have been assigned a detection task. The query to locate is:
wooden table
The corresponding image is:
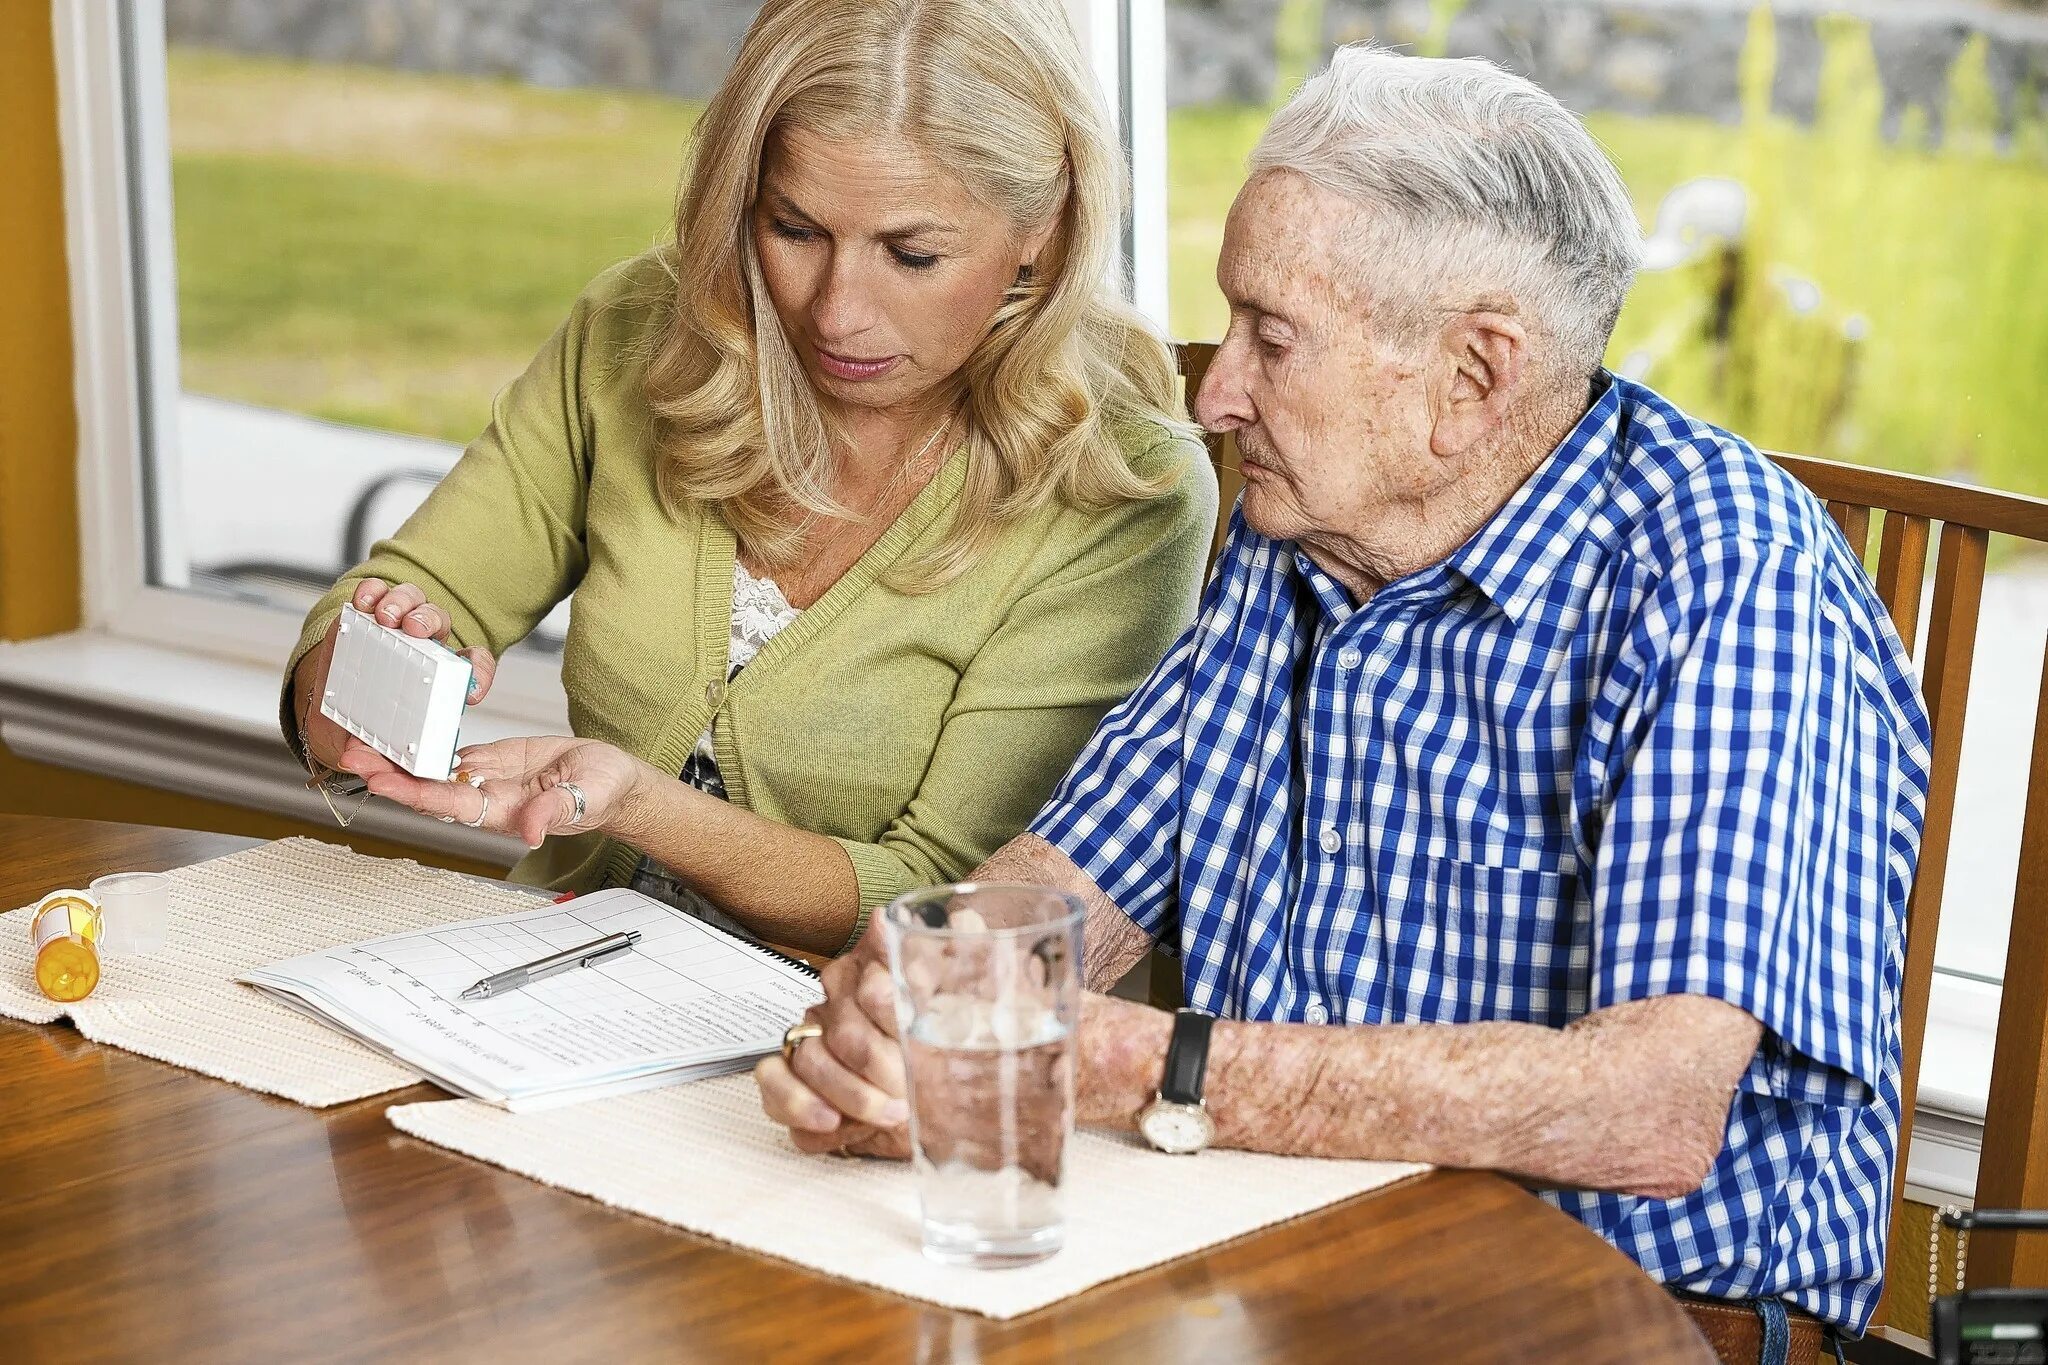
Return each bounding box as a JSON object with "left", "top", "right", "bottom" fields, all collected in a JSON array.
[{"left": 0, "top": 816, "right": 1712, "bottom": 1363}]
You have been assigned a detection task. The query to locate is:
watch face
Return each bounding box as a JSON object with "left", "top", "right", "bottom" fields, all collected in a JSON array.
[{"left": 1140, "top": 1101, "right": 1214, "bottom": 1154}]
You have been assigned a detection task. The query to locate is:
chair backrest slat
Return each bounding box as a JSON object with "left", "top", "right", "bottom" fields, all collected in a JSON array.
[
  {"left": 1871, "top": 522, "right": 1988, "bottom": 1321},
  {"left": 1973, "top": 638, "right": 2048, "bottom": 1289},
  {"left": 1828, "top": 500, "right": 1872, "bottom": 561},
  {"left": 1874, "top": 512, "right": 1932, "bottom": 658}
]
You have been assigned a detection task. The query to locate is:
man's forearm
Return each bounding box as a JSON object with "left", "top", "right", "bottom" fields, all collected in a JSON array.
[
  {"left": 968, "top": 834, "right": 1154, "bottom": 991},
  {"left": 1080, "top": 993, "right": 1760, "bottom": 1199}
]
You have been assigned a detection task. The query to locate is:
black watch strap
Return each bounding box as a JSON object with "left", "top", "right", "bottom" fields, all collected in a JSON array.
[{"left": 1160, "top": 1009, "right": 1214, "bottom": 1106}]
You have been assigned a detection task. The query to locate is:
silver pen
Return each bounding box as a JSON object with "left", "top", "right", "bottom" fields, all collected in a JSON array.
[{"left": 458, "top": 929, "right": 643, "bottom": 1001}]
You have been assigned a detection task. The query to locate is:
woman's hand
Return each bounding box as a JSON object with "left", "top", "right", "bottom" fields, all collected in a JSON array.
[
  {"left": 337, "top": 735, "right": 654, "bottom": 849},
  {"left": 295, "top": 579, "right": 499, "bottom": 770}
]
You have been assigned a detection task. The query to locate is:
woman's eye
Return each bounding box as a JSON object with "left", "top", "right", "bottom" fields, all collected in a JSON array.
[
  {"left": 890, "top": 247, "right": 939, "bottom": 271},
  {"left": 770, "top": 219, "right": 816, "bottom": 242}
]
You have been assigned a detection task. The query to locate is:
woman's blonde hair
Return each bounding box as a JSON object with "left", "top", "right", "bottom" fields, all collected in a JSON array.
[{"left": 644, "top": 0, "right": 1191, "bottom": 590}]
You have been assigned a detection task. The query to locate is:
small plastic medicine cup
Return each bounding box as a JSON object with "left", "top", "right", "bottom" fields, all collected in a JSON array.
[{"left": 90, "top": 872, "right": 172, "bottom": 957}]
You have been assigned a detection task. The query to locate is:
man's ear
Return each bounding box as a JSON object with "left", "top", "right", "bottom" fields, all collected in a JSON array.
[{"left": 1430, "top": 311, "right": 1530, "bottom": 459}]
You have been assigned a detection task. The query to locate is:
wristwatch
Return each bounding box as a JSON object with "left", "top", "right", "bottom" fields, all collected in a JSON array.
[{"left": 1138, "top": 1009, "right": 1216, "bottom": 1154}]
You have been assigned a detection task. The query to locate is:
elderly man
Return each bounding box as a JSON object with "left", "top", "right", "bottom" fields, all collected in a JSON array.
[{"left": 756, "top": 46, "right": 1929, "bottom": 1361}]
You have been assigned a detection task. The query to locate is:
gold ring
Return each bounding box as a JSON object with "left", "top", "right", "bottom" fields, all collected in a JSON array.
[
  {"left": 781, "top": 1020, "right": 823, "bottom": 1066},
  {"left": 456, "top": 769, "right": 484, "bottom": 789}
]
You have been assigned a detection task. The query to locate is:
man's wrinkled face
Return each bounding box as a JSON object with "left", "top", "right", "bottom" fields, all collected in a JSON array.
[{"left": 1194, "top": 171, "right": 1441, "bottom": 552}]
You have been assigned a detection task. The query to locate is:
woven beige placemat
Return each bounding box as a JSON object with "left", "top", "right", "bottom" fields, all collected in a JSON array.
[
  {"left": 0, "top": 837, "right": 546, "bottom": 1107},
  {"left": 388, "top": 1075, "right": 1428, "bottom": 1319}
]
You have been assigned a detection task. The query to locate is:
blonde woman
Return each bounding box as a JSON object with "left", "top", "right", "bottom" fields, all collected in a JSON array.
[{"left": 284, "top": 0, "right": 1217, "bottom": 955}]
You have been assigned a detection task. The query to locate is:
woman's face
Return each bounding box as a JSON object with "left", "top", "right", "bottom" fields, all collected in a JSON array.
[{"left": 753, "top": 127, "right": 1053, "bottom": 420}]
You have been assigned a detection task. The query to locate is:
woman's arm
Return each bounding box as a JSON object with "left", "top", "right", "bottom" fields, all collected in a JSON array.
[
  {"left": 280, "top": 264, "right": 629, "bottom": 767},
  {"left": 343, "top": 735, "right": 863, "bottom": 954},
  {"left": 350, "top": 434, "right": 1217, "bottom": 954},
  {"left": 609, "top": 771, "right": 862, "bottom": 955}
]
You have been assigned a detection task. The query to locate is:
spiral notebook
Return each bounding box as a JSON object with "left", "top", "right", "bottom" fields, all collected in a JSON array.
[{"left": 240, "top": 888, "right": 823, "bottom": 1110}]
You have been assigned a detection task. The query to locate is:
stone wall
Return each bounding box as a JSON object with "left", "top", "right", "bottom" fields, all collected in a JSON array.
[
  {"left": 164, "top": 0, "right": 2048, "bottom": 131},
  {"left": 165, "top": 0, "right": 766, "bottom": 102},
  {"left": 1166, "top": 0, "right": 1290, "bottom": 105},
  {"left": 1323, "top": 0, "right": 2048, "bottom": 141},
  {"left": 164, "top": 0, "right": 1289, "bottom": 107}
]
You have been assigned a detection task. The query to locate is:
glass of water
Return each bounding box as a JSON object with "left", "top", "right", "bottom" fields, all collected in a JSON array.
[{"left": 881, "top": 883, "right": 1084, "bottom": 1269}]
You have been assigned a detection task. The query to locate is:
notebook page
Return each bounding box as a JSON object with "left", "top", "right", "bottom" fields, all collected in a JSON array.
[{"left": 242, "top": 888, "right": 822, "bottom": 1102}]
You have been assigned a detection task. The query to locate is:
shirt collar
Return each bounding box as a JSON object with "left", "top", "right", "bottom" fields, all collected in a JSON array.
[
  {"left": 1285, "top": 374, "right": 1622, "bottom": 630},
  {"left": 1289, "top": 545, "right": 1357, "bottom": 627},
  {"left": 1438, "top": 373, "right": 1622, "bottom": 629}
]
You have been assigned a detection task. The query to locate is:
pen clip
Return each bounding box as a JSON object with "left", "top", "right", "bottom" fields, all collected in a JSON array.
[{"left": 580, "top": 941, "right": 635, "bottom": 968}]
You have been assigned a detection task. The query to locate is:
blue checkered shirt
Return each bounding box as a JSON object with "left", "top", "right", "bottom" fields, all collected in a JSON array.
[{"left": 1030, "top": 375, "right": 1930, "bottom": 1331}]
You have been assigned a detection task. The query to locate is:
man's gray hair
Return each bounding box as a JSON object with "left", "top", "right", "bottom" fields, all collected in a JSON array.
[{"left": 1250, "top": 45, "right": 1641, "bottom": 374}]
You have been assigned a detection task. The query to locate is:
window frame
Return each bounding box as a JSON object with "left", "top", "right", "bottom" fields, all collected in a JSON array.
[{"left": 53, "top": 0, "right": 570, "bottom": 713}]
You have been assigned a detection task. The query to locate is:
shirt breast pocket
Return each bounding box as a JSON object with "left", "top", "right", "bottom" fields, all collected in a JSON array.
[{"left": 1370, "top": 853, "right": 1581, "bottom": 1025}]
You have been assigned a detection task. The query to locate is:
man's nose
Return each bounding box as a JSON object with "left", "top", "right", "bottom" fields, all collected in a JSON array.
[{"left": 1194, "top": 337, "right": 1255, "bottom": 433}]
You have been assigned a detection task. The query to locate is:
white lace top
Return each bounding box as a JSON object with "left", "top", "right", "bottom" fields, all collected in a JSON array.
[
  {"left": 690, "top": 561, "right": 802, "bottom": 773},
  {"left": 630, "top": 562, "right": 800, "bottom": 937},
  {"left": 728, "top": 560, "right": 803, "bottom": 673}
]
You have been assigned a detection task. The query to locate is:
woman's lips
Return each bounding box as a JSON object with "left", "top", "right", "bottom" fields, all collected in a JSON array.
[{"left": 815, "top": 347, "right": 903, "bottom": 382}]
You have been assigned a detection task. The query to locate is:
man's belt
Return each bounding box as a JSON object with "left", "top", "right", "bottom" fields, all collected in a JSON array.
[{"left": 1674, "top": 1291, "right": 1829, "bottom": 1365}]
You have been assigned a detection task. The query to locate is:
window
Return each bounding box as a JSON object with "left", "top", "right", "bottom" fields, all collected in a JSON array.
[
  {"left": 28, "top": 0, "right": 1133, "bottom": 847},
  {"left": 131, "top": 3, "right": 785, "bottom": 654},
  {"left": 1153, "top": 0, "right": 2048, "bottom": 1002},
  {"left": 87, "top": 0, "right": 1133, "bottom": 660}
]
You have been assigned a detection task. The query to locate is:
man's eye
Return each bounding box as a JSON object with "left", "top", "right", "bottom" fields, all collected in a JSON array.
[
  {"left": 771, "top": 219, "right": 817, "bottom": 242},
  {"left": 890, "top": 246, "right": 939, "bottom": 270}
]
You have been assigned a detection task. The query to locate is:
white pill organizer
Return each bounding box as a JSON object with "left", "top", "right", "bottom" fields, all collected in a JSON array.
[{"left": 320, "top": 604, "right": 472, "bottom": 780}]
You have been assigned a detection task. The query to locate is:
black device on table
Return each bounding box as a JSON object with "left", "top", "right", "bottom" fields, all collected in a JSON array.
[{"left": 1934, "top": 1209, "right": 2048, "bottom": 1365}]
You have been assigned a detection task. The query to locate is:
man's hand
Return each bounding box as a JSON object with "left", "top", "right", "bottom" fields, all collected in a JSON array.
[{"left": 754, "top": 928, "right": 912, "bottom": 1158}]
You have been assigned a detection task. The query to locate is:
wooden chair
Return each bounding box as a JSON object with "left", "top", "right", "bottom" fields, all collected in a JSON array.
[{"left": 1171, "top": 341, "right": 2048, "bottom": 1336}]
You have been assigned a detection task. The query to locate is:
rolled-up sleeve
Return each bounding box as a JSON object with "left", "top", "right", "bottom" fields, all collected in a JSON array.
[
  {"left": 1586, "top": 538, "right": 1928, "bottom": 1107},
  {"left": 1026, "top": 626, "right": 1199, "bottom": 940}
]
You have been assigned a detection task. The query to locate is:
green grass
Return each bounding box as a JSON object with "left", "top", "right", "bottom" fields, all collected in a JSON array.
[
  {"left": 169, "top": 35, "right": 2048, "bottom": 495},
  {"left": 168, "top": 48, "right": 695, "bottom": 440}
]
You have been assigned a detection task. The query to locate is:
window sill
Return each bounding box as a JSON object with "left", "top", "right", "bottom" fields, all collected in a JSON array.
[
  {"left": 0, "top": 629, "right": 555, "bottom": 863},
  {"left": 1908, "top": 974, "right": 1996, "bottom": 1203}
]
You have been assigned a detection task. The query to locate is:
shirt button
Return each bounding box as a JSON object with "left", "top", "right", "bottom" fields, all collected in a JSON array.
[
  {"left": 1337, "top": 646, "right": 1363, "bottom": 670},
  {"left": 705, "top": 680, "right": 724, "bottom": 708},
  {"left": 1319, "top": 827, "right": 1342, "bottom": 855},
  {"left": 1304, "top": 1000, "right": 1330, "bottom": 1025}
]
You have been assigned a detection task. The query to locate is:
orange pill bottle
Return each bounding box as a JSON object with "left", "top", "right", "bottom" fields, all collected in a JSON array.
[{"left": 31, "top": 890, "right": 103, "bottom": 1003}]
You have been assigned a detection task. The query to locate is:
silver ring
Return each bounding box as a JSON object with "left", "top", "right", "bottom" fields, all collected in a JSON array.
[
  {"left": 558, "top": 780, "right": 587, "bottom": 828},
  {"left": 464, "top": 791, "right": 490, "bottom": 828}
]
